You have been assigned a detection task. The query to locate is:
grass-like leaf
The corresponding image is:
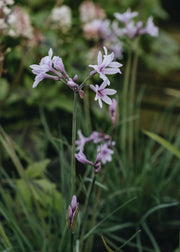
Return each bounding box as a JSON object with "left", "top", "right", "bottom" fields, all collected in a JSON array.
[{"left": 143, "top": 130, "right": 180, "bottom": 159}]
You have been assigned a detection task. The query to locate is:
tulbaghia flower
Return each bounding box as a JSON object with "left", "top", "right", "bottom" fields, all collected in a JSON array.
[
  {"left": 109, "top": 98, "right": 117, "bottom": 125},
  {"left": 30, "top": 48, "right": 64, "bottom": 88},
  {"left": 89, "top": 46, "right": 122, "bottom": 84},
  {"left": 75, "top": 130, "right": 92, "bottom": 151},
  {"left": 51, "top": 5, "right": 72, "bottom": 32},
  {"left": 90, "top": 79, "right": 117, "bottom": 108},
  {"left": 75, "top": 151, "right": 93, "bottom": 165},
  {"left": 94, "top": 152, "right": 102, "bottom": 174},
  {"left": 79, "top": 1, "right": 105, "bottom": 23},
  {"left": 52, "top": 56, "right": 65, "bottom": 74},
  {"left": 90, "top": 131, "right": 110, "bottom": 144},
  {"left": 140, "top": 16, "right": 159, "bottom": 37},
  {"left": 7, "top": 6, "right": 33, "bottom": 39},
  {"left": 67, "top": 195, "right": 79, "bottom": 232},
  {"left": 122, "top": 20, "right": 143, "bottom": 39},
  {"left": 114, "top": 8, "right": 138, "bottom": 24},
  {"left": 98, "top": 143, "right": 114, "bottom": 164}
]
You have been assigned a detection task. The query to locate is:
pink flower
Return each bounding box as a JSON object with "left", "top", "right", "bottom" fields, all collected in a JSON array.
[
  {"left": 67, "top": 195, "right": 79, "bottom": 232},
  {"left": 79, "top": 1, "right": 105, "bottom": 23},
  {"left": 114, "top": 8, "right": 138, "bottom": 24},
  {"left": 140, "top": 17, "right": 159, "bottom": 37},
  {"left": 75, "top": 130, "right": 92, "bottom": 151},
  {"left": 109, "top": 98, "right": 117, "bottom": 125},
  {"left": 90, "top": 131, "right": 110, "bottom": 144},
  {"left": 97, "top": 143, "right": 114, "bottom": 164},
  {"left": 94, "top": 152, "right": 102, "bottom": 174},
  {"left": 89, "top": 46, "right": 122, "bottom": 85},
  {"left": 122, "top": 20, "right": 143, "bottom": 39},
  {"left": 90, "top": 79, "right": 117, "bottom": 108},
  {"left": 30, "top": 48, "right": 63, "bottom": 88},
  {"left": 75, "top": 150, "right": 93, "bottom": 165}
]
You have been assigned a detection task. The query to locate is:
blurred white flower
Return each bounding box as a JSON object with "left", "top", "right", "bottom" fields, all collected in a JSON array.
[
  {"left": 79, "top": 1, "right": 105, "bottom": 23},
  {"left": 51, "top": 5, "right": 72, "bottom": 32},
  {"left": 7, "top": 6, "right": 33, "bottom": 39}
]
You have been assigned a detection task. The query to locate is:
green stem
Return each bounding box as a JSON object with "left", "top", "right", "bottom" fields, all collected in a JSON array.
[
  {"left": 121, "top": 48, "right": 132, "bottom": 163},
  {"left": 84, "top": 167, "right": 106, "bottom": 252},
  {"left": 71, "top": 232, "right": 74, "bottom": 252},
  {"left": 129, "top": 38, "right": 140, "bottom": 163},
  {"left": 71, "top": 93, "right": 77, "bottom": 196},
  {"left": 79, "top": 173, "right": 96, "bottom": 251}
]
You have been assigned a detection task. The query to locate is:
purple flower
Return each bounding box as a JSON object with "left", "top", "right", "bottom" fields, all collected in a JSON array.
[
  {"left": 90, "top": 79, "right": 117, "bottom": 108},
  {"left": 122, "top": 20, "right": 143, "bottom": 39},
  {"left": 109, "top": 98, "right": 117, "bottom": 125},
  {"left": 67, "top": 195, "right": 79, "bottom": 232},
  {"left": 140, "top": 17, "right": 159, "bottom": 37},
  {"left": 89, "top": 46, "right": 122, "bottom": 85},
  {"left": 114, "top": 8, "right": 138, "bottom": 24},
  {"left": 30, "top": 48, "right": 63, "bottom": 88},
  {"left": 97, "top": 143, "right": 114, "bottom": 164},
  {"left": 52, "top": 56, "right": 66, "bottom": 74},
  {"left": 89, "top": 131, "right": 110, "bottom": 144},
  {"left": 75, "top": 130, "right": 92, "bottom": 151},
  {"left": 94, "top": 152, "right": 102, "bottom": 174},
  {"left": 75, "top": 150, "right": 93, "bottom": 165}
]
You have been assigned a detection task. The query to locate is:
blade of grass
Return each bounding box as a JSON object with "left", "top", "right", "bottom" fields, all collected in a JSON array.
[
  {"left": 84, "top": 197, "right": 136, "bottom": 240},
  {"left": 0, "top": 224, "right": 14, "bottom": 252},
  {"left": 143, "top": 130, "right": 180, "bottom": 159},
  {"left": 101, "top": 235, "right": 114, "bottom": 252}
]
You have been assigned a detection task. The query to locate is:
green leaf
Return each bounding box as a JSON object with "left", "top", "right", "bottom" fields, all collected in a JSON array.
[
  {"left": 0, "top": 78, "right": 8, "bottom": 100},
  {"left": 143, "top": 130, "right": 180, "bottom": 159},
  {"left": 26, "top": 159, "right": 50, "bottom": 178},
  {"left": 101, "top": 235, "right": 114, "bottom": 252},
  {"left": 16, "top": 180, "right": 32, "bottom": 209},
  {"left": 0, "top": 223, "right": 14, "bottom": 251}
]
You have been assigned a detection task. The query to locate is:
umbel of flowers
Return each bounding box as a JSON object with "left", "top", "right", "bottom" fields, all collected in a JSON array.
[
  {"left": 30, "top": 46, "right": 122, "bottom": 108},
  {"left": 80, "top": 6, "right": 159, "bottom": 59},
  {"left": 30, "top": 46, "right": 121, "bottom": 239},
  {"left": 75, "top": 130, "right": 115, "bottom": 174}
]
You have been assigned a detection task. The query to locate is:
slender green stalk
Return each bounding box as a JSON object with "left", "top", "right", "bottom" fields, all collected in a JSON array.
[
  {"left": 71, "top": 92, "right": 77, "bottom": 196},
  {"left": 121, "top": 48, "right": 132, "bottom": 163},
  {"left": 79, "top": 173, "right": 96, "bottom": 251},
  {"left": 129, "top": 38, "right": 140, "bottom": 163},
  {"left": 84, "top": 167, "right": 107, "bottom": 252},
  {"left": 71, "top": 232, "right": 74, "bottom": 252},
  {"left": 84, "top": 88, "right": 92, "bottom": 134}
]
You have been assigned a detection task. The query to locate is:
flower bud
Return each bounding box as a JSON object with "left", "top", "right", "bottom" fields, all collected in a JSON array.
[{"left": 67, "top": 195, "right": 79, "bottom": 233}]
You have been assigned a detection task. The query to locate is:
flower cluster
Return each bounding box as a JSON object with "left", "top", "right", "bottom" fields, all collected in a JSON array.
[
  {"left": 79, "top": 1, "right": 105, "bottom": 23},
  {"left": 114, "top": 8, "right": 159, "bottom": 39},
  {"left": 50, "top": 5, "right": 72, "bottom": 32},
  {"left": 0, "top": 2, "right": 34, "bottom": 40},
  {"left": 75, "top": 130, "right": 115, "bottom": 174},
  {"left": 79, "top": 1, "right": 123, "bottom": 59},
  {"left": 89, "top": 46, "right": 122, "bottom": 108},
  {"left": 30, "top": 47, "right": 122, "bottom": 108},
  {"left": 80, "top": 4, "right": 159, "bottom": 60}
]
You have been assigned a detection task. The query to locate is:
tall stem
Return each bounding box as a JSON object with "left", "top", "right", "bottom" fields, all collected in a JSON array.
[
  {"left": 84, "top": 167, "right": 106, "bottom": 252},
  {"left": 121, "top": 48, "right": 132, "bottom": 164},
  {"left": 79, "top": 173, "right": 96, "bottom": 251},
  {"left": 129, "top": 38, "right": 140, "bottom": 163},
  {"left": 71, "top": 92, "right": 77, "bottom": 196},
  {"left": 71, "top": 232, "right": 74, "bottom": 252}
]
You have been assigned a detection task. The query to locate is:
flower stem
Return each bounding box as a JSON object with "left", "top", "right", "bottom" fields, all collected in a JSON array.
[
  {"left": 71, "top": 92, "right": 77, "bottom": 196},
  {"left": 129, "top": 38, "right": 140, "bottom": 163},
  {"left": 121, "top": 47, "right": 132, "bottom": 164},
  {"left": 84, "top": 167, "right": 106, "bottom": 252},
  {"left": 71, "top": 232, "right": 74, "bottom": 252},
  {"left": 79, "top": 173, "right": 96, "bottom": 251}
]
